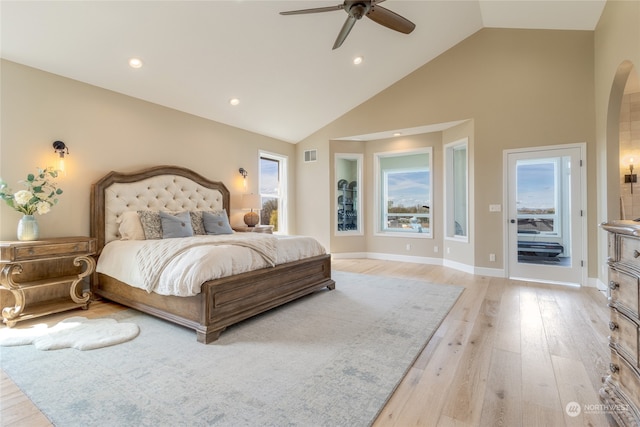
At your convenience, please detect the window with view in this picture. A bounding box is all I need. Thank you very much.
[259,152,287,233]
[445,139,468,240]
[516,158,563,236]
[375,149,431,237]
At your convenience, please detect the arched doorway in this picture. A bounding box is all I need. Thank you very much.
[617,67,640,219]
[606,61,639,220]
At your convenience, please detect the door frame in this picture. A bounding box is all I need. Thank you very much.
[502,142,588,286]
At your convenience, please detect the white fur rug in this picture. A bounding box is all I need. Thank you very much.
[0,316,139,350]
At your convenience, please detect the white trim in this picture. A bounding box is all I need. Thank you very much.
[330,253,602,285]
[366,252,441,265]
[473,266,506,278]
[334,153,363,236]
[444,138,469,242]
[331,252,441,265]
[259,150,288,234]
[509,276,581,288]
[373,147,433,238]
[593,277,608,291]
[502,142,588,286]
[443,258,474,274]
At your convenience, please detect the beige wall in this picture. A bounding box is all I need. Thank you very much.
[0,60,297,242]
[4,12,633,283]
[594,0,640,283]
[298,28,596,274]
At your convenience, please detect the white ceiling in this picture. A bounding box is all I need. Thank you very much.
[0,1,606,143]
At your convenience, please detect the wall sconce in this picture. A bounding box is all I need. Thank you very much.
[625,159,637,194]
[52,140,69,172]
[239,167,248,189]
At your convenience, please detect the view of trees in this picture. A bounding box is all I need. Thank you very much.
[387,202,429,214]
[260,198,278,231]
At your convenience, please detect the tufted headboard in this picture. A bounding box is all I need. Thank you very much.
[91,165,230,251]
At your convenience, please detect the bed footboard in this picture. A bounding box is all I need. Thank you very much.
[94,254,334,343]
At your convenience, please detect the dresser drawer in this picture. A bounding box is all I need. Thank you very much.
[0,238,97,262]
[610,308,640,367]
[610,350,640,408]
[610,269,640,319]
[14,241,92,260]
[620,235,640,264]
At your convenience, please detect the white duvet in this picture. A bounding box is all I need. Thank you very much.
[96,234,326,297]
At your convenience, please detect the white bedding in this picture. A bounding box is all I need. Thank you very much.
[96,234,326,297]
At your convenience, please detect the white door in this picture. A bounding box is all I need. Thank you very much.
[505,145,585,286]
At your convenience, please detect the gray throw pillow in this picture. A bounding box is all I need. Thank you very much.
[160,211,194,238]
[190,210,226,235]
[202,210,233,235]
[137,211,162,240]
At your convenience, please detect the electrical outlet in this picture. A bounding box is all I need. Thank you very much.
[447,247,451,254]
[406,244,411,251]
[434,246,439,253]
[490,253,496,262]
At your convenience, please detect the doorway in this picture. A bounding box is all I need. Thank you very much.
[505,144,586,286]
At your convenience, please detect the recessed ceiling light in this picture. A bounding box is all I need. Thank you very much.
[353,56,364,65]
[128,58,143,69]
[229,98,240,106]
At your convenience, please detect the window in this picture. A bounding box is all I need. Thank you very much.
[374,148,432,237]
[516,157,565,237]
[445,139,468,240]
[259,151,288,233]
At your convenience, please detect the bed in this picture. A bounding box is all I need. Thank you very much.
[90,165,334,343]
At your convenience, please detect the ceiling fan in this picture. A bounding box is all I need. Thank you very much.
[279,0,416,50]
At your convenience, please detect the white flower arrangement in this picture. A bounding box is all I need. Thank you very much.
[0,167,63,216]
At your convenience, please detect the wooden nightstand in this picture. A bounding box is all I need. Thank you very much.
[0,237,97,327]
[233,225,274,234]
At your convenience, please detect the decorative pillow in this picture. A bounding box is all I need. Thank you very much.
[160,211,194,239]
[137,211,162,240]
[190,210,227,235]
[202,210,233,235]
[117,211,146,240]
[189,211,207,235]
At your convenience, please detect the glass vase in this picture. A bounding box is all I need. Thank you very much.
[17,215,39,241]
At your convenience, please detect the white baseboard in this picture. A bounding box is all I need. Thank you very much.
[592,277,607,291]
[473,266,506,278]
[330,252,601,286]
[442,259,475,275]
[331,252,441,265]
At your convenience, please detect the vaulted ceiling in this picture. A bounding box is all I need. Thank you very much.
[1,1,606,143]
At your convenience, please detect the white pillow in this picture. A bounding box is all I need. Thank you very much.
[117,211,146,240]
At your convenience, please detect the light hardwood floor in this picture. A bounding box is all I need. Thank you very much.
[1,259,615,426]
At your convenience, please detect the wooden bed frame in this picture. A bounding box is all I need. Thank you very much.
[90,165,334,344]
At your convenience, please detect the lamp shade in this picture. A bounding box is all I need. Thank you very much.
[242,193,262,210]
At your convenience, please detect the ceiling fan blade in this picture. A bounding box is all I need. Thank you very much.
[280,5,344,15]
[333,15,358,50]
[366,4,416,34]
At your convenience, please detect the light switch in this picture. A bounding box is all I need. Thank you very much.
[489,204,501,212]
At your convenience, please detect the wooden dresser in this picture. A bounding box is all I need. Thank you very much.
[600,221,640,426]
[0,237,96,326]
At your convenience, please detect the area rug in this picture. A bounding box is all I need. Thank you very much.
[0,316,139,350]
[0,271,463,426]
